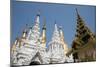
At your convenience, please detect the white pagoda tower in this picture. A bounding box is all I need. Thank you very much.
[12,11,42,65]
[47,23,66,64]
[12,11,51,65]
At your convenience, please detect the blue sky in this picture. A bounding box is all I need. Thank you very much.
[11,1,96,48]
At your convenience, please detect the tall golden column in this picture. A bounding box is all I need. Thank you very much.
[59,26,69,55]
[41,18,46,47]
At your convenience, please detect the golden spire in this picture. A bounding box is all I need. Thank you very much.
[41,17,46,47]
[42,17,46,30]
[59,26,64,41]
[11,37,18,54]
[59,26,69,55]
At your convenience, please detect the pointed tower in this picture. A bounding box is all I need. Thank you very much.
[41,18,46,48]
[72,9,96,62]
[13,11,42,65]
[74,8,95,46]
[11,37,18,54]
[26,27,32,40]
[48,22,66,63]
[59,26,69,55]
[18,24,29,47]
[21,24,28,39]
[27,10,41,46]
[51,22,60,42]
[11,37,21,64]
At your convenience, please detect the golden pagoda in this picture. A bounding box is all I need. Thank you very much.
[72,9,96,62]
[41,18,46,48]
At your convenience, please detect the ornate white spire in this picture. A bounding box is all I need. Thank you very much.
[48,23,66,63]
[27,10,41,46]
[51,23,60,42]
[26,27,32,40]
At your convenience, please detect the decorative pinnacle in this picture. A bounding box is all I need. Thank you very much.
[54,20,58,32]
[29,27,32,29]
[37,10,40,16]
[76,8,78,15]
[59,26,62,30]
[76,8,81,19]
[55,20,56,24]
[23,24,28,33]
[42,17,46,30]
[15,37,18,40]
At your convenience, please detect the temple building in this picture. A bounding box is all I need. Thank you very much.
[11,9,96,65]
[11,11,73,65]
[72,9,96,62]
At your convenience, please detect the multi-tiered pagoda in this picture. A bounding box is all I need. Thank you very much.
[72,9,96,62]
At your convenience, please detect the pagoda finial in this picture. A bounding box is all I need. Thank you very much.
[59,26,64,39]
[59,26,62,30]
[76,8,81,19]
[22,24,28,39]
[37,9,40,16]
[26,24,28,27]
[34,10,40,23]
[42,17,46,30]
[76,8,78,15]
[14,37,18,45]
[23,24,28,33]
[54,20,58,32]
[55,20,56,24]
